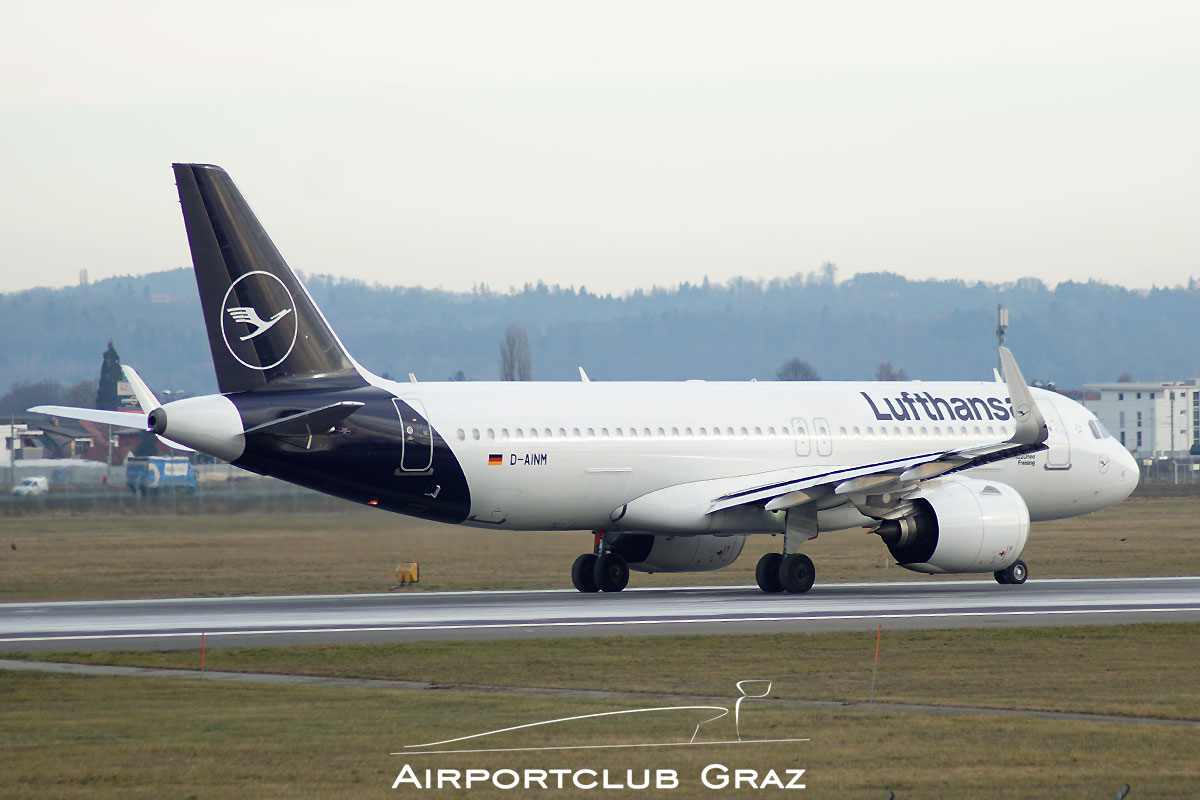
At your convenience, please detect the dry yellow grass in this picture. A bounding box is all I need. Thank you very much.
[0,496,1197,601]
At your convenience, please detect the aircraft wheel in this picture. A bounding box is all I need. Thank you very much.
[994,568,1010,585]
[779,553,815,594]
[755,553,784,593]
[1004,560,1028,585]
[571,553,599,593]
[593,552,630,593]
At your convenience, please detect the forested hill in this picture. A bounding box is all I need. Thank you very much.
[3,268,1197,396]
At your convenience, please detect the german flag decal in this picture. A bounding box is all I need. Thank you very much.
[488,454,503,466]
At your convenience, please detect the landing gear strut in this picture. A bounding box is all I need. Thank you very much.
[571,531,629,593]
[755,551,815,594]
[994,559,1028,585]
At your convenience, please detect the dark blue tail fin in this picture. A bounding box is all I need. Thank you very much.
[173,163,366,393]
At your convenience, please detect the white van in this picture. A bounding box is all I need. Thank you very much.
[12,476,49,497]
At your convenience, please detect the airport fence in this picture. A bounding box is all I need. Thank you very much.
[0,479,350,518]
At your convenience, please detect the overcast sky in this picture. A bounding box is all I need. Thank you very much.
[2,1,1198,295]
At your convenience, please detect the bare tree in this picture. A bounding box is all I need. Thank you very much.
[875,362,909,381]
[500,324,533,381]
[1117,372,1133,383]
[776,358,819,381]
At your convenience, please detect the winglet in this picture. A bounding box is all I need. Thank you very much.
[998,347,1048,445]
[578,366,591,383]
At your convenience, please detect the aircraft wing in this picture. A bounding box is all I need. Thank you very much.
[705,347,1048,518]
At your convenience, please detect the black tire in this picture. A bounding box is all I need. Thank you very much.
[994,568,1010,585]
[778,553,815,594]
[594,552,630,593]
[756,553,784,593]
[571,553,599,593]
[1006,560,1028,585]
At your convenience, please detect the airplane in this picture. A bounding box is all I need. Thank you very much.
[31,164,1139,594]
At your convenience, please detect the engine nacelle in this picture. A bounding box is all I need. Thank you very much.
[609,533,746,574]
[874,478,1029,574]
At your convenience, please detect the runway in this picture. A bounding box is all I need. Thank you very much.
[2,576,1198,652]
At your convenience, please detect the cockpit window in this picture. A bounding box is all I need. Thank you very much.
[1088,419,1109,439]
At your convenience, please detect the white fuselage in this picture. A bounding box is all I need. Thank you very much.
[375,378,1139,533]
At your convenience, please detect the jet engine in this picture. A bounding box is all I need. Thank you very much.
[873,478,1029,574]
[609,533,746,573]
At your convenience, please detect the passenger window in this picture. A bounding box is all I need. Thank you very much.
[754,427,762,436]
[487,428,495,440]
[768,426,776,436]
[685,427,694,436]
[587,427,595,437]
[472,428,480,440]
[528,428,537,438]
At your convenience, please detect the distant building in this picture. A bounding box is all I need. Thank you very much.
[1084,380,1200,457]
[2,422,45,467]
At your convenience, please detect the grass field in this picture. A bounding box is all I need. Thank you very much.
[18,623,1200,720]
[2,496,1198,601]
[3,497,1199,796]
[4,623,1199,798]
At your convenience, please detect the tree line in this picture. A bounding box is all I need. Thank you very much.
[2,267,1197,398]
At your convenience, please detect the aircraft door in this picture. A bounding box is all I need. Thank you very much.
[814,418,833,457]
[792,418,811,457]
[1043,399,1072,469]
[393,398,434,473]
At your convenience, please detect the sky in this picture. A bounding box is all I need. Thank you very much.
[2,0,1198,295]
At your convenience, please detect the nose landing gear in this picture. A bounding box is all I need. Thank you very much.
[994,559,1028,585]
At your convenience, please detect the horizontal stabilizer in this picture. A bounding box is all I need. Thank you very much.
[29,406,149,430]
[120,365,161,412]
[243,401,365,436]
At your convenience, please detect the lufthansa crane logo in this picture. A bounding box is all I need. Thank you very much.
[220,271,299,370]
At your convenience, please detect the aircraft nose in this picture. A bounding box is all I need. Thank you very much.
[1111,444,1140,499]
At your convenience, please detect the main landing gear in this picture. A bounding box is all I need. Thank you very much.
[755,552,815,594]
[571,532,629,593]
[994,560,1028,585]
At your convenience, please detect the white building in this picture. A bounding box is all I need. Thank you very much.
[1084,380,1200,457]
[2,422,45,468]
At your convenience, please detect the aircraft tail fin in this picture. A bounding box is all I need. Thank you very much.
[172,163,366,394]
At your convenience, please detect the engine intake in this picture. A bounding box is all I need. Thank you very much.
[875,478,1029,574]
